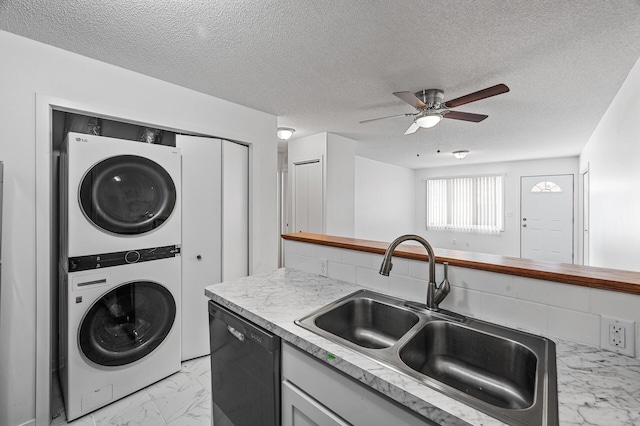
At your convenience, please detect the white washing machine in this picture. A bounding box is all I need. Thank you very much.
[60,132,181,260]
[59,256,181,421]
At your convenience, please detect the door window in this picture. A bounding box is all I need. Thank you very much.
[79,155,176,235]
[79,281,176,366]
[531,181,562,193]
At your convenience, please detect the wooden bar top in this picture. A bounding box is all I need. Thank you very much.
[282,232,640,296]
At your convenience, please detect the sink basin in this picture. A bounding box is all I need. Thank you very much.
[296,290,558,425]
[314,298,419,349]
[399,321,536,410]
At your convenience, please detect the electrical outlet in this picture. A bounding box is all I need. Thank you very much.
[319,258,327,277]
[610,324,625,347]
[601,316,635,357]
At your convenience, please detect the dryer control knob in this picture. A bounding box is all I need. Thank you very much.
[125,250,141,264]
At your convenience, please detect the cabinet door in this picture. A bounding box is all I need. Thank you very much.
[176,135,222,360]
[282,381,350,426]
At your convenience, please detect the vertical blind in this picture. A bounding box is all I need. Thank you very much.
[426,175,504,234]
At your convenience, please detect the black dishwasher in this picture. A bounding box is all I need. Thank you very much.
[209,301,281,426]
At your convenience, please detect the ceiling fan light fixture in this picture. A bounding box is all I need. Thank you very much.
[452,150,469,159]
[277,127,295,140]
[415,113,442,129]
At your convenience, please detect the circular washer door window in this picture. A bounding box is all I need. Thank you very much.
[79,155,176,235]
[79,281,176,366]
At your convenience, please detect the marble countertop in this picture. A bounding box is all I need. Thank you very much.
[205,268,640,426]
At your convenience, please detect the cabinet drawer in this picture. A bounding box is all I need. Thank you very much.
[282,381,350,426]
[282,343,435,426]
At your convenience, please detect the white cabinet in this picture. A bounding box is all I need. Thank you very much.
[282,343,434,426]
[177,136,249,361]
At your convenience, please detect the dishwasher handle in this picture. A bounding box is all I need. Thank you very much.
[209,301,279,352]
[227,325,245,341]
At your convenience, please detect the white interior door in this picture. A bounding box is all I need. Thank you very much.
[520,175,574,263]
[278,169,288,267]
[294,160,323,233]
[222,140,249,281]
[176,135,222,360]
[582,169,590,265]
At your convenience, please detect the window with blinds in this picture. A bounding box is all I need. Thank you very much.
[426,175,504,234]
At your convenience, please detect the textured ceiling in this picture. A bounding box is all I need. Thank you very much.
[2,1,640,169]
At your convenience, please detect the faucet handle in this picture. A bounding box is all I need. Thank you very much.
[434,262,451,305]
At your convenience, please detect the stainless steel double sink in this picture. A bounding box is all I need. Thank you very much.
[295,290,558,425]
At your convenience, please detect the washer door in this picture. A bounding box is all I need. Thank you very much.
[79,281,176,367]
[79,155,176,235]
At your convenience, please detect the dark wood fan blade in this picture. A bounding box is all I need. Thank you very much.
[443,111,488,122]
[444,84,509,108]
[393,91,427,109]
[359,112,416,124]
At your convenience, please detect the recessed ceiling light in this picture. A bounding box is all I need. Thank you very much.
[452,150,469,159]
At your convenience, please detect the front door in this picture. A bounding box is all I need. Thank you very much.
[520,175,574,264]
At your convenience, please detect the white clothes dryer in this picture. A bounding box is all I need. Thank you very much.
[59,256,181,421]
[60,132,181,259]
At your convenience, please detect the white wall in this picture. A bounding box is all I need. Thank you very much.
[326,134,355,237]
[0,30,278,426]
[288,133,327,164]
[354,156,414,242]
[414,157,579,257]
[579,56,640,272]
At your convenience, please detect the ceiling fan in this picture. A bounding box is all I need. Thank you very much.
[360,84,510,135]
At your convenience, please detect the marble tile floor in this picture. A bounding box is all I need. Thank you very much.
[51,356,212,426]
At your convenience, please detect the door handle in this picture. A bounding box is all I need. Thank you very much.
[227,325,245,341]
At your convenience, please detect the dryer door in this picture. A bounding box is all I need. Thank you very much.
[79,281,176,366]
[79,155,177,235]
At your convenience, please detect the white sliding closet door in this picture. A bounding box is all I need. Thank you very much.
[222,141,249,281]
[176,135,222,360]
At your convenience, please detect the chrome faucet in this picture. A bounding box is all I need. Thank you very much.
[379,234,450,311]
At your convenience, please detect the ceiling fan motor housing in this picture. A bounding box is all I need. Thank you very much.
[415,89,445,109]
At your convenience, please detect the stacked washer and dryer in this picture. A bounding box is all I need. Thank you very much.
[59,132,183,421]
